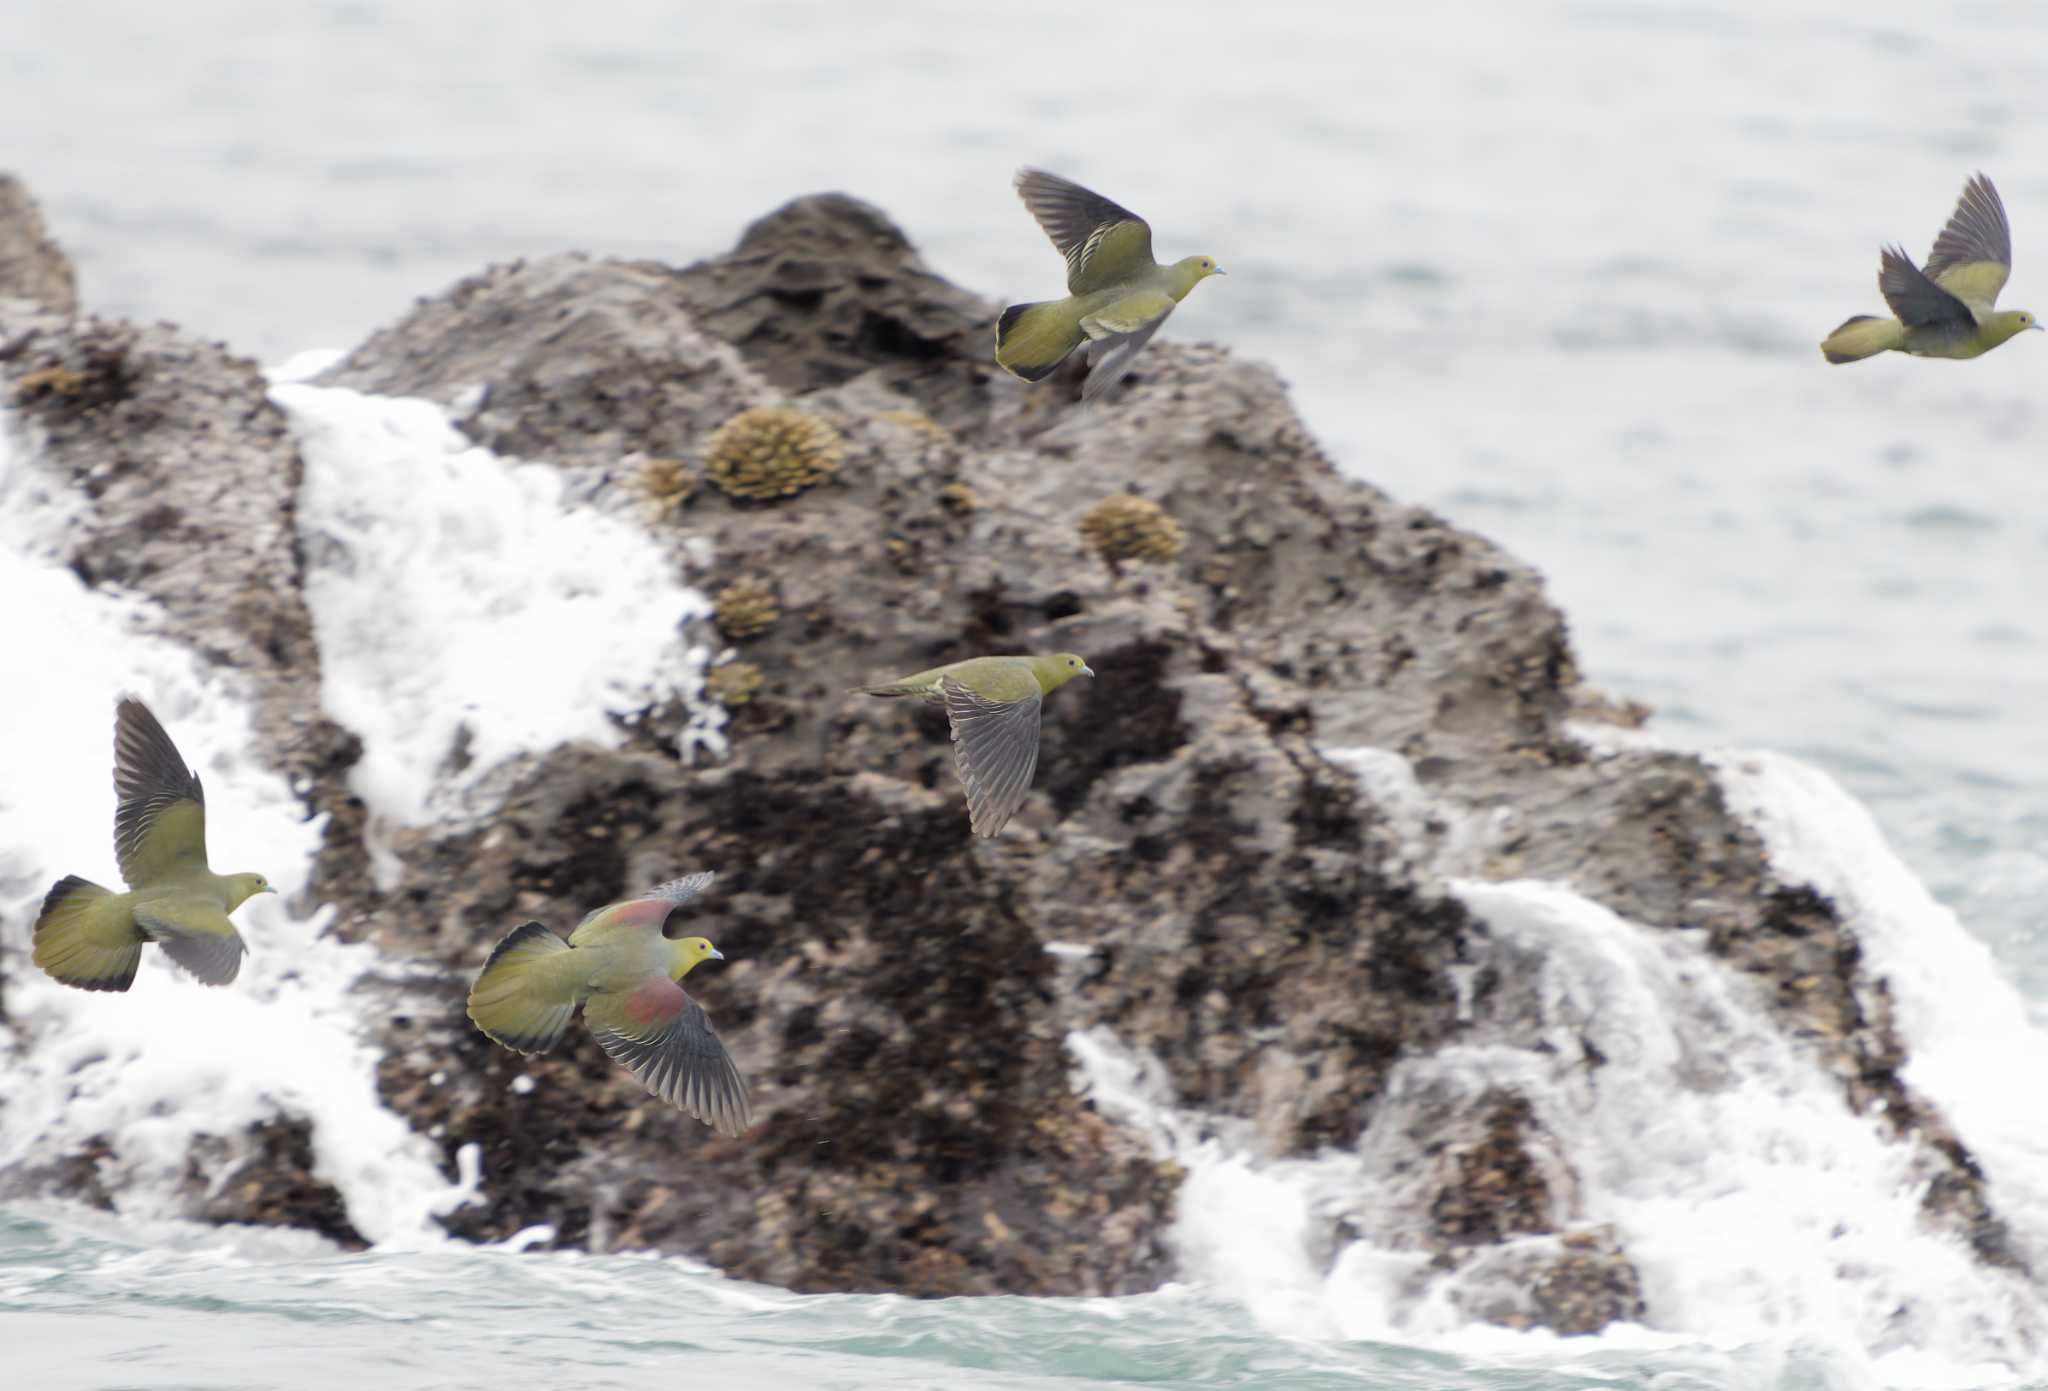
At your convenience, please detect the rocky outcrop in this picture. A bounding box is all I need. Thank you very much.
[0,179,2018,1327]
[0,174,76,319]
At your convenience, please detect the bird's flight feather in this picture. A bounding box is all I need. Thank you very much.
[943,677,1045,839]
[1924,173,2012,315]
[134,899,246,986]
[1015,168,1155,294]
[585,985,752,1138]
[1877,247,1974,331]
[113,697,209,888]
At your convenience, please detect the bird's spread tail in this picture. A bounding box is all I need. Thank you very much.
[1821,314,1904,364]
[995,300,1086,382]
[467,921,578,1054]
[32,875,142,992]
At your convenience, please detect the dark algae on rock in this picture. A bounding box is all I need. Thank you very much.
[0,174,2021,1329]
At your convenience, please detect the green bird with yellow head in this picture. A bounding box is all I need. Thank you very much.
[853,652,1093,838]
[33,697,274,992]
[1822,173,2040,364]
[466,872,751,1137]
[996,169,1224,401]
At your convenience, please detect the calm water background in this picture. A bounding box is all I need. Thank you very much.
[3,1,2047,1386]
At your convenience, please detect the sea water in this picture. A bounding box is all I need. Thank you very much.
[3,3,2047,1387]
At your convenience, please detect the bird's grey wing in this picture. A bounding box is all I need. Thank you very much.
[1082,316,1171,403]
[113,698,210,887]
[645,872,716,907]
[585,982,752,1137]
[134,899,246,986]
[942,677,1043,838]
[1015,168,1155,294]
[1877,247,1975,330]
[1924,173,2012,314]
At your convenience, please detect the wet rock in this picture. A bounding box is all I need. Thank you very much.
[1447,1227,1647,1335]
[0,1137,119,1214]
[185,1119,365,1250]
[1427,1093,1556,1245]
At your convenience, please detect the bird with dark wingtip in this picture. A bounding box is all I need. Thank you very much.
[853,653,1093,838]
[32,697,275,992]
[1822,173,2040,364]
[466,873,752,1138]
[995,168,1224,401]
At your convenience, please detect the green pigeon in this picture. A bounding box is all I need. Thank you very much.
[32,697,274,992]
[466,873,751,1137]
[853,653,1093,837]
[995,169,1224,401]
[1822,173,2040,363]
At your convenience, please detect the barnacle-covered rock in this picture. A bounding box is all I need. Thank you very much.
[713,580,780,640]
[1078,493,1185,566]
[705,661,765,707]
[703,406,844,502]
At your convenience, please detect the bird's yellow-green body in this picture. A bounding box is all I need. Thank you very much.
[466,873,751,1137]
[1000,260,1219,385]
[33,698,272,992]
[1822,309,2035,363]
[36,873,270,991]
[1822,173,2040,364]
[996,169,1223,401]
[853,653,1093,837]
[493,907,715,1003]
[856,653,1090,705]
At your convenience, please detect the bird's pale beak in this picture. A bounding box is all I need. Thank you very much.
[263,885,278,894]
[1081,664,1096,677]
[708,947,725,961]
[1213,267,1227,275]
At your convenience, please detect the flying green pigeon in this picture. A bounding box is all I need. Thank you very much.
[466,873,751,1137]
[853,653,1093,837]
[1822,173,2040,363]
[32,697,274,992]
[996,169,1224,401]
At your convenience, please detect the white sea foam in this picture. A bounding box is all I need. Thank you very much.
[272,379,720,844]
[1714,749,2048,1287]
[0,411,473,1247]
[1070,739,2048,1390]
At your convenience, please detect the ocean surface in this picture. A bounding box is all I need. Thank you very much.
[4,1,2048,1387]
